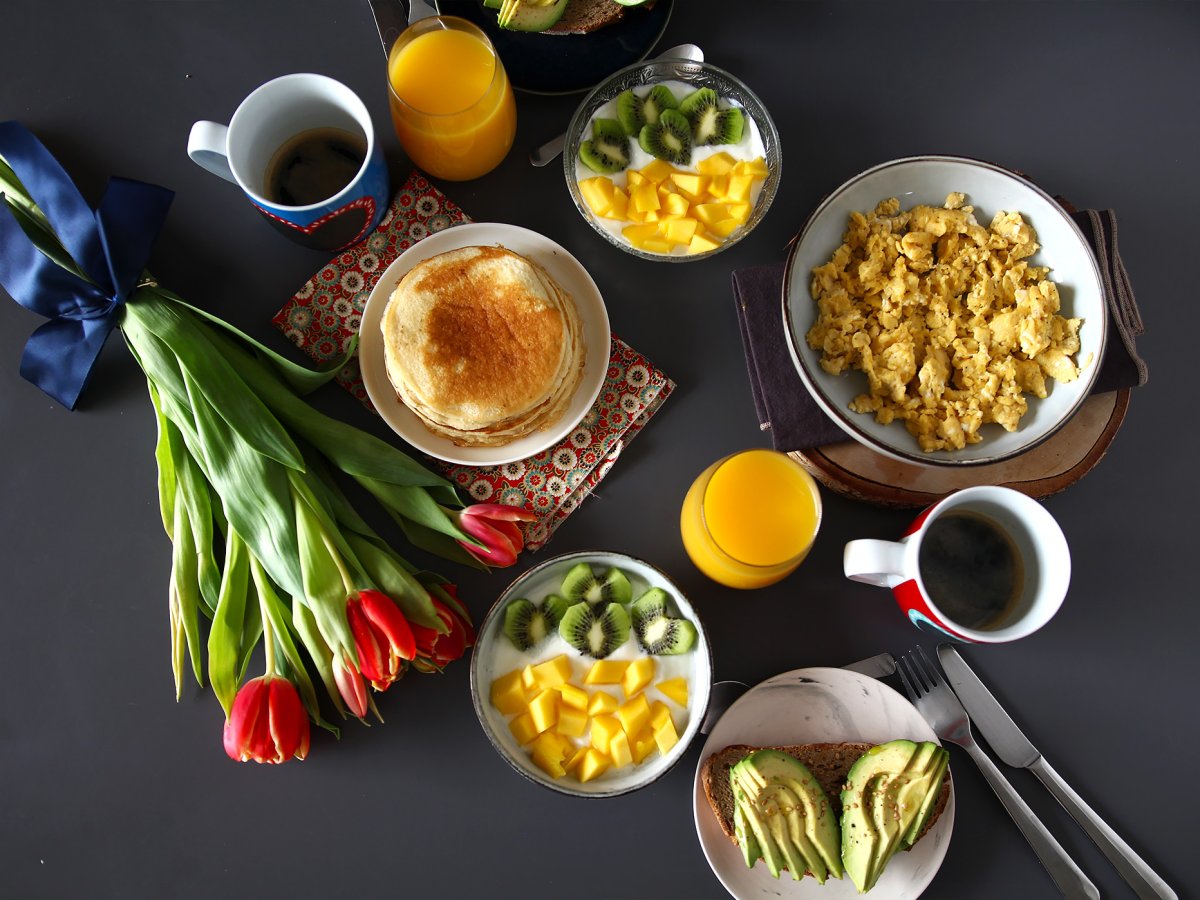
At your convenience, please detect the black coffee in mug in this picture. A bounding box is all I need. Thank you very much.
[918,510,1023,630]
[264,126,366,207]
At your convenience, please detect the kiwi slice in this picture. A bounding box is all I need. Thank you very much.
[615,85,678,136]
[502,594,571,651]
[558,601,631,659]
[560,562,632,606]
[631,588,697,655]
[638,108,692,166]
[678,87,745,146]
[578,118,630,174]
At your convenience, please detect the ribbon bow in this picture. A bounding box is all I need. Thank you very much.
[0,121,173,409]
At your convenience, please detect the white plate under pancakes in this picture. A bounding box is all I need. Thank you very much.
[360,223,611,466]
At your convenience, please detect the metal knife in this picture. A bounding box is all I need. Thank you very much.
[939,644,1177,900]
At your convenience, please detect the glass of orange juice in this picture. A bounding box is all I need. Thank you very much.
[386,16,516,181]
[680,449,823,590]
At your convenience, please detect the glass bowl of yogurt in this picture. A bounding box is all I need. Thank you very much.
[564,59,781,261]
[469,550,713,798]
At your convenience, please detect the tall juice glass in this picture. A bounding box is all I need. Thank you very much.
[386,16,516,181]
[680,449,823,589]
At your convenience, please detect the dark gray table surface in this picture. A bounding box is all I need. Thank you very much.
[2,2,1195,898]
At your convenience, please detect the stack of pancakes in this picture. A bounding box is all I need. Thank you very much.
[381,245,586,447]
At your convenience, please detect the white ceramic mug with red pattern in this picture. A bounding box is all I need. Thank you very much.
[843,486,1070,643]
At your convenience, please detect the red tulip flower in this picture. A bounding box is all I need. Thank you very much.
[334,654,370,719]
[456,503,537,567]
[223,675,310,764]
[346,589,416,692]
[413,589,475,670]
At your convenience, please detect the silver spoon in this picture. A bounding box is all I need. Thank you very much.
[528,43,704,167]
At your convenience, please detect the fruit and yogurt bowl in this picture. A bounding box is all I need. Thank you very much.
[564,59,781,261]
[470,550,713,797]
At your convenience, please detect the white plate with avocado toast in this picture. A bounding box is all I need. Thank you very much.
[692,668,955,899]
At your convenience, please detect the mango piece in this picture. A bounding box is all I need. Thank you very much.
[528,689,559,734]
[620,224,659,245]
[577,747,610,783]
[631,728,659,764]
[638,237,675,254]
[558,682,588,711]
[656,677,689,707]
[630,182,660,213]
[531,654,573,690]
[727,202,752,224]
[604,187,629,221]
[625,169,645,187]
[709,218,742,239]
[520,664,536,691]
[609,731,633,768]
[615,693,651,739]
[706,174,729,199]
[669,172,710,198]
[508,712,539,746]
[625,206,645,224]
[622,657,656,698]
[578,176,615,216]
[733,156,770,177]
[642,209,661,224]
[697,151,737,176]
[724,174,754,203]
[638,158,676,184]
[687,233,722,255]
[564,745,589,773]
[590,714,623,752]
[587,690,619,716]
[531,732,569,778]
[692,203,731,227]
[663,193,691,216]
[490,670,528,717]
[661,217,699,245]
[555,703,589,738]
[653,716,679,755]
[649,700,673,732]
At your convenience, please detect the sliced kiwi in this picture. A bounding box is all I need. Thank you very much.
[558,601,631,659]
[631,587,697,655]
[502,594,571,651]
[615,85,678,136]
[678,87,745,146]
[638,108,692,166]
[578,118,630,174]
[560,562,632,606]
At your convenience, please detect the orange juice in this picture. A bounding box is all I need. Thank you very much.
[387,17,516,181]
[680,449,822,589]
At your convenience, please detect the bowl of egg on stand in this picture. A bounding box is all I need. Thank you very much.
[564,59,781,261]
[783,155,1108,466]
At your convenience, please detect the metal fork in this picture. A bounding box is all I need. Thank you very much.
[898,648,1100,900]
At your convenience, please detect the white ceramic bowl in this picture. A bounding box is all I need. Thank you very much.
[564,59,781,262]
[469,550,713,798]
[783,156,1108,467]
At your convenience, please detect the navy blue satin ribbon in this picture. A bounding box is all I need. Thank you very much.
[0,121,173,409]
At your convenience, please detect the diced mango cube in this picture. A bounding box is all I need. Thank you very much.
[587,690,619,716]
[625,206,645,224]
[656,677,689,707]
[653,716,679,755]
[669,172,710,198]
[639,237,675,254]
[693,203,731,227]
[709,218,741,239]
[663,193,691,216]
[622,657,656,698]
[687,233,722,255]
[649,700,673,732]
[609,731,633,768]
[558,682,588,711]
[490,669,528,717]
[531,654,573,690]
[631,728,659,764]
[509,712,539,746]
[621,224,659,245]
[564,745,589,773]
[531,732,569,778]
[733,156,770,177]
[697,151,738,176]
[707,174,729,199]
[528,689,559,734]
[639,158,676,184]
[604,187,629,221]
[630,182,660,213]
[615,693,651,739]
[584,660,629,685]
[555,703,589,738]
[578,176,615,216]
[590,714,623,752]
[724,174,754,203]
[642,209,661,224]
[625,169,645,187]
[577,748,610,783]
[727,202,752,224]
[521,664,536,691]
[661,217,699,245]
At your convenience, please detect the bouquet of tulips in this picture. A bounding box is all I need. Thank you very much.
[0,126,536,763]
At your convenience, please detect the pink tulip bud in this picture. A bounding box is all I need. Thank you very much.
[223,675,310,764]
[334,654,370,719]
[346,589,416,691]
[456,503,537,567]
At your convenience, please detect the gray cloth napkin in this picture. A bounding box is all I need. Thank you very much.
[733,209,1148,453]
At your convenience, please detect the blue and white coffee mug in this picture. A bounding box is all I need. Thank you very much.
[187,73,388,252]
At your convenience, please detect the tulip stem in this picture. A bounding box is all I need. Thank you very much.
[322,531,357,596]
[253,559,279,677]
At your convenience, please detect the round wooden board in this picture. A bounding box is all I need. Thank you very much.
[790,389,1130,508]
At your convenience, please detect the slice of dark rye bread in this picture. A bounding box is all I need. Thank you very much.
[545,0,656,34]
[701,743,951,851]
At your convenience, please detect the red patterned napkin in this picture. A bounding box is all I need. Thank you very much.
[272,171,674,550]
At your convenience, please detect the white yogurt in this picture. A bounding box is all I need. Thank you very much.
[573,79,769,256]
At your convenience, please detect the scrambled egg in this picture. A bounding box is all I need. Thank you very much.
[806,193,1083,452]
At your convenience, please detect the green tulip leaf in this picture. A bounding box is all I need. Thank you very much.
[208,530,251,717]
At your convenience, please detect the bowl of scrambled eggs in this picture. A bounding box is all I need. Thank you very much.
[783,156,1108,467]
